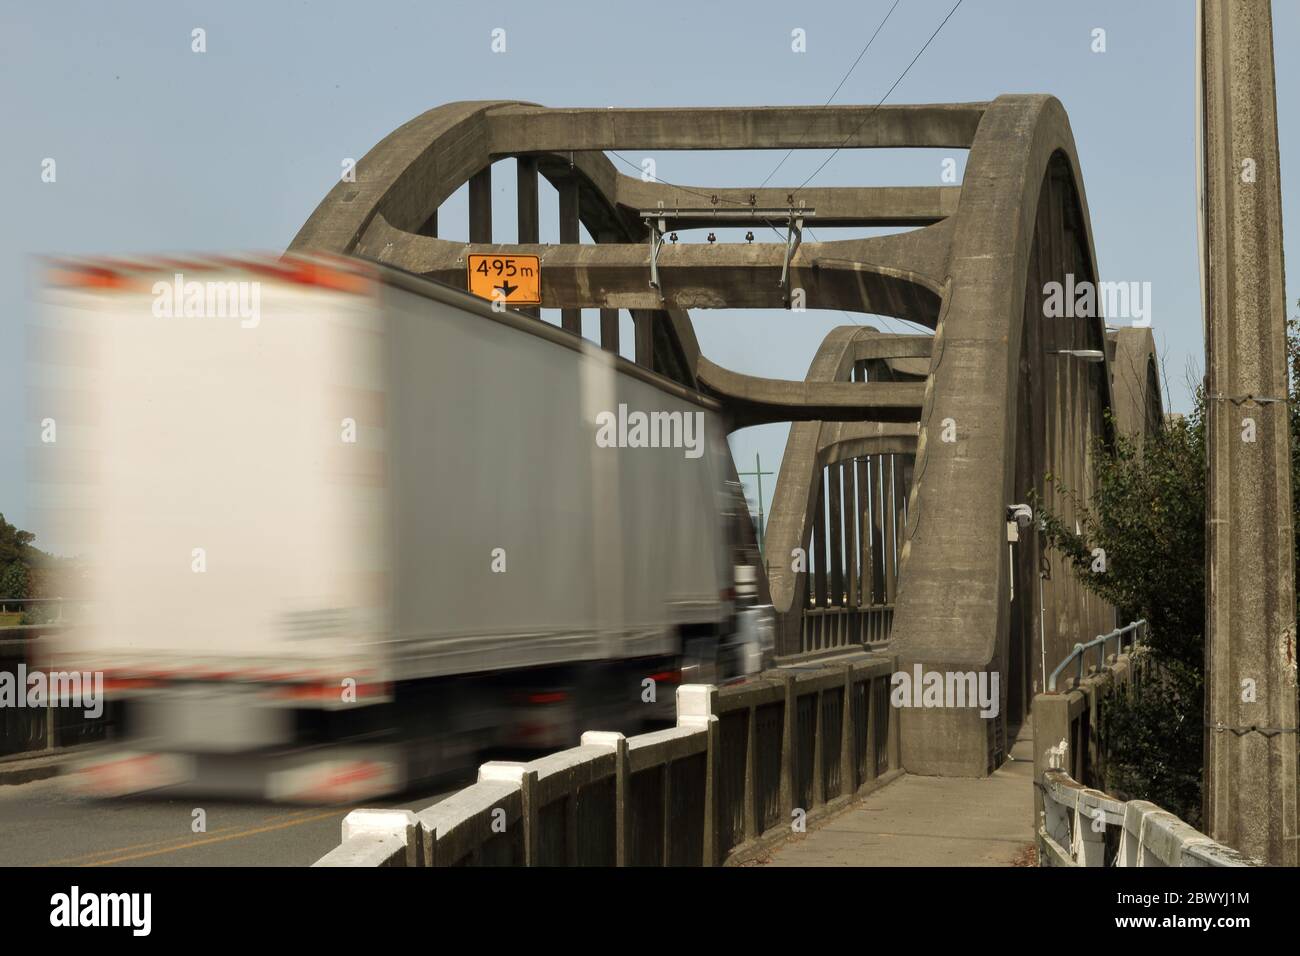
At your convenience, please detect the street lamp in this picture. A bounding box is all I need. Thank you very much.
[1047,349,1105,362]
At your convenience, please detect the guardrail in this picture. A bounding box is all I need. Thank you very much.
[800,605,893,655]
[1037,768,1259,866]
[316,654,901,866]
[1047,619,1147,691]
[0,627,111,760]
[1032,619,1257,867]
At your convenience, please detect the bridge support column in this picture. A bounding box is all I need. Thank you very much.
[632,309,654,370]
[829,466,844,607]
[857,457,872,606]
[595,231,620,353]
[468,166,492,244]
[1201,0,1298,865]
[846,462,859,612]
[516,157,540,319]
[600,309,620,353]
[558,179,582,335]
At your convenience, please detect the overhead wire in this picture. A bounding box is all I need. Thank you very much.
[606,0,963,338]
[758,0,904,189]
[791,0,966,197]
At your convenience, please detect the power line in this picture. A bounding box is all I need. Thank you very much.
[605,0,961,337]
[608,0,964,232]
[608,0,912,207]
[758,0,903,189]
[606,151,771,212]
[793,0,965,195]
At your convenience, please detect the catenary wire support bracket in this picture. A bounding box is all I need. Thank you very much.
[638,207,816,308]
[645,211,669,303]
[779,212,806,306]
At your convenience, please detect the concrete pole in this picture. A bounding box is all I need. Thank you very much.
[1200,0,1297,864]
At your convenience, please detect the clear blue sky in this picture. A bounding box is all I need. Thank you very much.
[2,0,1297,551]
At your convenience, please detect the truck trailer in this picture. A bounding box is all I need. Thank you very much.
[33,253,770,802]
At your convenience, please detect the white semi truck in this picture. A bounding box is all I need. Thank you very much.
[34,254,770,802]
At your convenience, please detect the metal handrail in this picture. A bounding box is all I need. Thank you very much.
[1047,619,1147,692]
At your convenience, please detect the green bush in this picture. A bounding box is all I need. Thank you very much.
[0,560,31,603]
[1038,310,1300,826]
[1038,401,1207,824]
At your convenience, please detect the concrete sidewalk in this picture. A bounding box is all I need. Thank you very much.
[767,724,1035,866]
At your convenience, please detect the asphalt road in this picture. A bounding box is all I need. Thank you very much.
[0,774,464,866]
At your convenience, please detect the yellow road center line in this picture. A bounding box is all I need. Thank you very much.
[38,807,329,866]
[45,809,346,867]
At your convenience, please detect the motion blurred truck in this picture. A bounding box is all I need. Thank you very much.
[34,254,769,802]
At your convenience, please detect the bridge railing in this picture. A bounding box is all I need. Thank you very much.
[800,605,893,656]
[0,627,111,760]
[315,654,901,867]
[1047,619,1146,692]
[1031,621,1258,867]
[1036,768,1258,867]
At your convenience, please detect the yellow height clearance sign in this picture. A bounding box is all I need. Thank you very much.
[467,254,541,305]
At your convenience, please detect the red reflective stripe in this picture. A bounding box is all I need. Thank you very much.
[103,678,160,691]
[47,262,132,290]
[209,255,370,294]
[274,681,388,700]
[526,691,568,705]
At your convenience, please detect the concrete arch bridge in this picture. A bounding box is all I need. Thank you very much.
[291,94,1163,778]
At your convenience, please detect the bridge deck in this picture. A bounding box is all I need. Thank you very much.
[766,724,1034,867]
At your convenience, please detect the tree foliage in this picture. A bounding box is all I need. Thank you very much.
[1036,309,1300,828]
[0,513,53,602]
[1039,404,1206,680]
[0,512,39,570]
[1037,401,1207,824]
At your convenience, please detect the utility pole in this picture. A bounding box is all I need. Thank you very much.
[738,452,774,556]
[1200,0,1297,864]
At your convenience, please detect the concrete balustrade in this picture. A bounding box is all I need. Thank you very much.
[313,809,422,867]
[314,655,900,866]
[1030,638,1259,867]
[1037,770,1259,867]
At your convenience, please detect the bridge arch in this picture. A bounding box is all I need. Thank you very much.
[289,95,1163,778]
[893,96,1163,774]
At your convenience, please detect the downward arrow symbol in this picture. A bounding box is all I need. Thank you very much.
[495,280,518,298]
